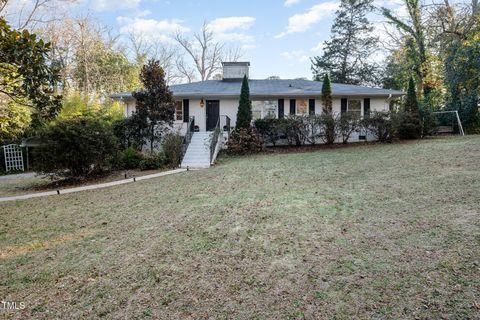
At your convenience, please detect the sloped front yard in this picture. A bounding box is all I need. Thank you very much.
[1,137,479,319]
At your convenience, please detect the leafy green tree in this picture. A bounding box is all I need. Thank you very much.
[382,0,440,100]
[382,43,417,90]
[0,98,31,144]
[435,1,480,131]
[311,0,378,85]
[132,59,175,152]
[0,17,62,128]
[236,75,252,129]
[321,73,333,114]
[58,93,124,123]
[74,40,139,96]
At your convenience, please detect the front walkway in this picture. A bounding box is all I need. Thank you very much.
[0,168,187,202]
[0,172,36,180]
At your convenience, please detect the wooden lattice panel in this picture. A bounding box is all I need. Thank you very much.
[3,144,24,172]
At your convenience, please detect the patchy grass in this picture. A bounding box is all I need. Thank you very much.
[0,169,164,197]
[1,136,479,319]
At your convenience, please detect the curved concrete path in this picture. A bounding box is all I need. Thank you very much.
[0,168,187,202]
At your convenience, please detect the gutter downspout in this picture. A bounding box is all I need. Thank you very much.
[385,93,393,111]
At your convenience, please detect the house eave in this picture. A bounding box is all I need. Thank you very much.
[111,92,405,100]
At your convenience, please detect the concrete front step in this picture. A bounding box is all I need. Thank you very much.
[180,132,213,169]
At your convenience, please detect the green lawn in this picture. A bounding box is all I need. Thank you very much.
[1,136,479,319]
[0,174,48,197]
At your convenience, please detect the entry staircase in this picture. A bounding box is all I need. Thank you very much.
[180,132,212,168]
[180,116,230,169]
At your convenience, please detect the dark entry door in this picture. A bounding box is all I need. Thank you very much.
[206,100,220,131]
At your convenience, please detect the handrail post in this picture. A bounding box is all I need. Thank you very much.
[209,117,221,163]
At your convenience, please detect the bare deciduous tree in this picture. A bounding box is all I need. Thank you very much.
[127,32,184,84]
[1,0,76,30]
[174,21,244,81]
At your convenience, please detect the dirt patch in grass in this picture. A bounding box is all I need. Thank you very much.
[1,229,95,260]
[1,136,479,319]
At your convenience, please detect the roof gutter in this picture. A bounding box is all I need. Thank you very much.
[111,92,406,100]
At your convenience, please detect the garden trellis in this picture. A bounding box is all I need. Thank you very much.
[3,144,25,172]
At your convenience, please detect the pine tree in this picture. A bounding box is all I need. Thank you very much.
[321,73,333,114]
[235,75,252,129]
[311,0,378,85]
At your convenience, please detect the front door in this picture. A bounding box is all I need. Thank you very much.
[206,100,220,131]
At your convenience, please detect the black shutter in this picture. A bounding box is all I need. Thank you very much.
[364,98,370,118]
[278,99,284,118]
[290,99,296,115]
[309,99,315,115]
[183,99,189,122]
[341,98,348,114]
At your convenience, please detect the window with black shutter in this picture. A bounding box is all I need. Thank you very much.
[309,99,315,115]
[183,99,189,122]
[290,99,296,115]
[341,98,348,114]
[278,99,284,118]
[364,98,370,118]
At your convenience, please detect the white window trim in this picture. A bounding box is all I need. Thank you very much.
[175,100,183,122]
[347,98,363,117]
[252,100,279,119]
[295,99,308,116]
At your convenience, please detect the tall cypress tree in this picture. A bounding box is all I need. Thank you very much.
[405,77,419,115]
[311,0,378,85]
[321,73,333,114]
[235,75,252,129]
[398,76,422,139]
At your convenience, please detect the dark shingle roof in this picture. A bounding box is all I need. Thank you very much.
[111,79,404,99]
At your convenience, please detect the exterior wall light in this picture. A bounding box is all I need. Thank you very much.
[200,98,204,108]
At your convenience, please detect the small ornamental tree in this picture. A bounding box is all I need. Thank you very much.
[235,75,252,129]
[133,59,175,152]
[321,73,333,114]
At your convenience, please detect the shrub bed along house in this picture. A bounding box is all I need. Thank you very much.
[251,110,421,150]
[34,115,184,179]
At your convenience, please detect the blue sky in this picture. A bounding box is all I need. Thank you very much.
[13,0,407,79]
[71,0,407,79]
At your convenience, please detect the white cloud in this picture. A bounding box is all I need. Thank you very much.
[206,16,255,33]
[206,16,256,44]
[310,41,325,54]
[93,0,140,11]
[135,9,151,17]
[276,1,339,38]
[242,44,256,50]
[284,0,301,7]
[282,50,309,63]
[373,0,404,7]
[117,17,189,42]
[215,33,254,43]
